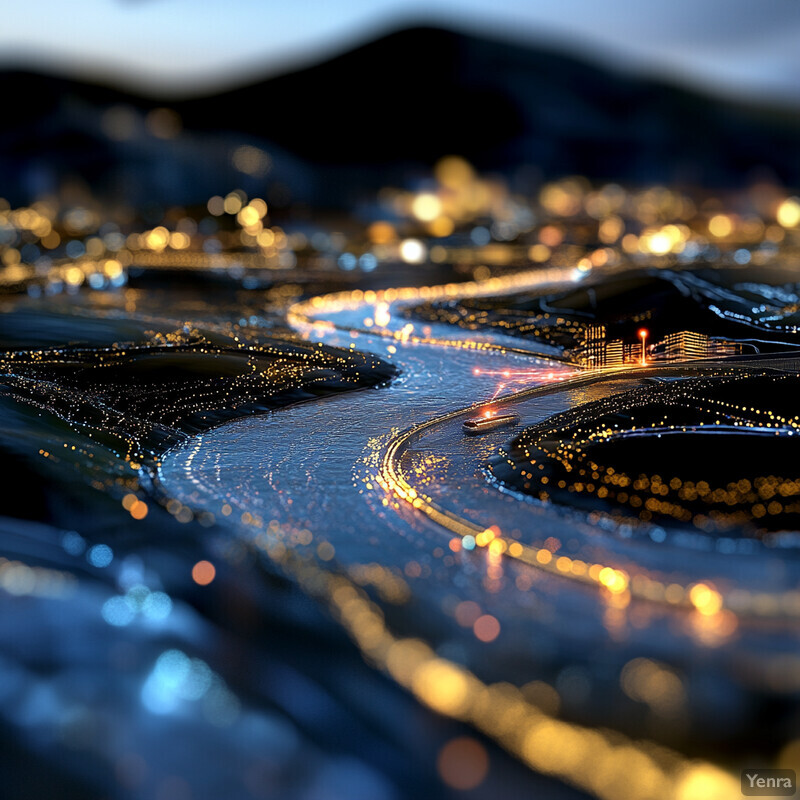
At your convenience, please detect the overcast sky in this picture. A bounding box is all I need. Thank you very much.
[4,0,800,103]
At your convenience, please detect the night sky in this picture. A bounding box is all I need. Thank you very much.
[4,0,800,102]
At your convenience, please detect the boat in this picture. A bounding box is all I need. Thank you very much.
[462,413,520,435]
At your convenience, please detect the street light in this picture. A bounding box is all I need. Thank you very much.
[638,328,649,366]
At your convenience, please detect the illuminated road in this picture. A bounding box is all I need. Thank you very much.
[155,272,795,800]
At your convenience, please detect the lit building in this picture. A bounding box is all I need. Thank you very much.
[662,331,709,360]
[624,343,641,363]
[606,339,624,366]
[580,324,607,368]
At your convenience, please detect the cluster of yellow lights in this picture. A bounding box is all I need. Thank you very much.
[0,185,298,288]
[288,266,574,348]
[503,371,800,537]
[2,156,799,295]
[365,159,800,269]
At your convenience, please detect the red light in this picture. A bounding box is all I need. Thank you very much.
[638,328,649,339]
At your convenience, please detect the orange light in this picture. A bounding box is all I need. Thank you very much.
[192,560,216,585]
[437,737,489,790]
[473,614,501,642]
[638,329,649,366]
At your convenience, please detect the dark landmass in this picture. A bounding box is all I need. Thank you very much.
[0,304,397,527]
[405,267,800,360]
[3,26,800,206]
[489,371,800,535]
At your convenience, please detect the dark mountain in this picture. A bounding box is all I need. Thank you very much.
[2,25,800,207]
[177,25,800,186]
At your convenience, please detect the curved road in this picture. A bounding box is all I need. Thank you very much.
[156,269,792,800]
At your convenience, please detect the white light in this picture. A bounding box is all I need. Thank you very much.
[399,239,426,264]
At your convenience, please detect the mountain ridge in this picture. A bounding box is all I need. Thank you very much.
[2,24,799,206]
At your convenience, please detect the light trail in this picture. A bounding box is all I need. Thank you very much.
[281,271,746,799]
[291,277,800,622]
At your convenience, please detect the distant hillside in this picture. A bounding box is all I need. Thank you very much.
[2,25,800,207]
[176,25,800,185]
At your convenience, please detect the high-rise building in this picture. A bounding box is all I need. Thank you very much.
[580,324,607,367]
[662,331,709,360]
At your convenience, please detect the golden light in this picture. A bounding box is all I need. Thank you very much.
[412,193,442,222]
[367,221,396,244]
[411,659,472,716]
[374,302,391,328]
[598,215,624,243]
[689,583,723,616]
[223,193,243,215]
[250,198,268,218]
[674,764,739,800]
[169,231,190,250]
[777,197,800,228]
[237,205,260,227]
[144,226,169,251]
[434,155,475,189]
[428,216,454,237]
[207,195,225,216]
[64,267,84,286]
[103,258,122,278]
[646,231,672,255]
[41,231,61,249]
[257,229,275,248]
[708,214,733,238]
[540,181,583,216]
[528,244,550,262]
[621,233,640,253]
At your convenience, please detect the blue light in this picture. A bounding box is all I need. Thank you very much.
[87,543,113,568]
[359,253,377,271]
[470,227,491,246]
[338,253,357,271]
[102,596,135,627]
[143,591,173,621]
[61,531,86,556]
